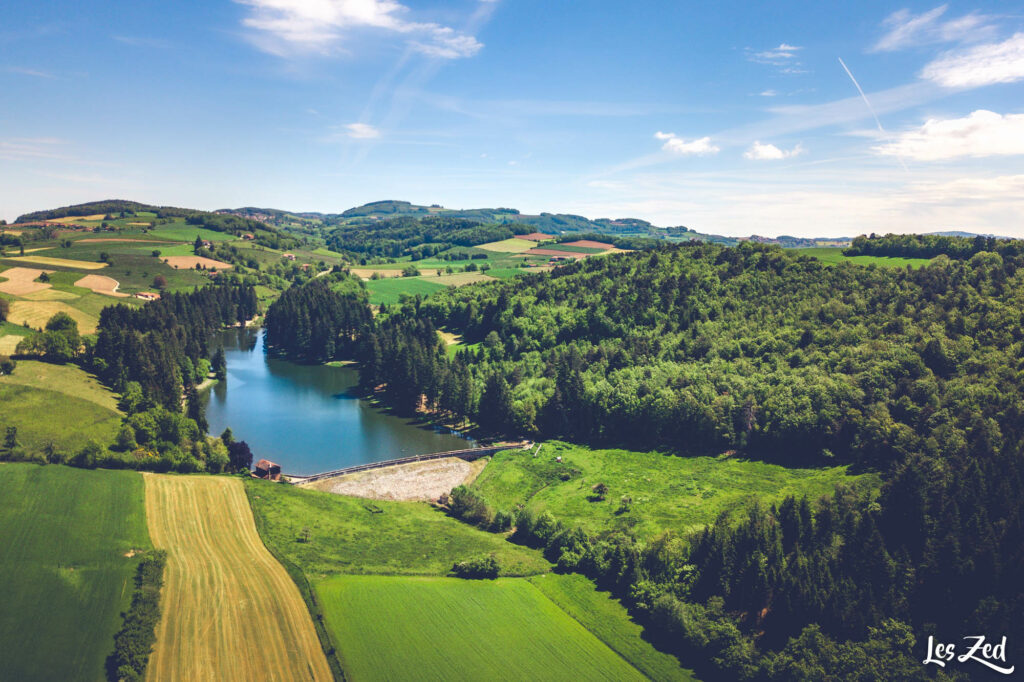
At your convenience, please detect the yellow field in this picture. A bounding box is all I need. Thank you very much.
[435,272,497,286]
[47,214,106,223]
[20,289,79,301]
[6,255,107,270]
[7,300,98,334]
[143,475,331,682]
[0,336,20,354]
[476,237,536,253]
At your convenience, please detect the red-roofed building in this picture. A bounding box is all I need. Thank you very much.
[254,459,282,481]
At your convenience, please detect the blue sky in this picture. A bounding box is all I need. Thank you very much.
[2,1,1022,236]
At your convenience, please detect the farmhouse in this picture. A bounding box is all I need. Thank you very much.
[282,253,296,261]
[134,291,161,301]
[254,459,282,481]
[241,233,255,240]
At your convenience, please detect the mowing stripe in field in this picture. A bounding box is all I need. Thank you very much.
[143,475,332,682]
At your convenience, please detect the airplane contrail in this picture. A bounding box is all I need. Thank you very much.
[838,57,909,172]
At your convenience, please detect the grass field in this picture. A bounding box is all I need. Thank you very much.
[476,237,536,253]
[0,382,122,456]
[365,276,447,305]
[143,475,332,682]
[472,441,878,538]
[0,463,151,682]
[317,575,645,682]
[146,225,237,242]
[0,360,120,410]
[245,478,551,578]
[433,272,496,286]
[528,573,696,681]
[794,247,933,268]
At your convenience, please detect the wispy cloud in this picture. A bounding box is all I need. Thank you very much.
[875,110,1024,161]
[744,141,804,160]
[0,137,68,161]
[4,66,55,79]
[921,33,1024,88]
[345,122,380,139]
[748,43,802,65]
[655,132,719,156]
[235,0,482,59]
[871,5,998,52]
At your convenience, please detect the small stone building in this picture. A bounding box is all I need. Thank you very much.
[254,459,282,481]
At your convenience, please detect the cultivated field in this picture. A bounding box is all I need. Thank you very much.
[161,255,233,270]
[6,255,108,269]
[7,299,98,333]
[0,266,54,295]
[144,475,332,682]
[476,237,536,253]
[0,464,151,682]
[75,273,128,297]
[317,575,645,682]
[472,441,878,538]
[528,573,696,681]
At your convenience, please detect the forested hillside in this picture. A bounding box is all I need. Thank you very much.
[342,242,1023,678]
[324,216,529,260]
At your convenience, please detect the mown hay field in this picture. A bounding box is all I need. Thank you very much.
[316,575,645,682]
[5,255,108,270]
[0,464,151,682]
[143,475,332,682]
[7,299,98,333]
[476,237,536,253]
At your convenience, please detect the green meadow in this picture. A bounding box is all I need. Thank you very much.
[364,276,447,305]
[471,441,878,538]
[316,575,646,682]
[794,247,933,268]
[244,478,550,577]
[0,464,151,682]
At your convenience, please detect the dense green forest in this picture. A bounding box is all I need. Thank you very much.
[267,240,1023,678]
[846,232,1023,260]
[264,278,371,362]
[323,216,529,260]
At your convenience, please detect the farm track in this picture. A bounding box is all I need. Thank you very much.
[143,475,332,682]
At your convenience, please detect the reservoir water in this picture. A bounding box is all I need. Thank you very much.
[202,328,473,475]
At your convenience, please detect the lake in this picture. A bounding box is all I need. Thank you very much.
[202,328,473,475]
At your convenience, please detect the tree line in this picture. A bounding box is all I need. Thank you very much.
[845,232,1024,260]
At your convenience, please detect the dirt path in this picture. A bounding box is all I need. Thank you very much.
[143,475,331,682]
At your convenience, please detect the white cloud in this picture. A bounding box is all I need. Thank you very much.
[235,0,482,59]
[875,110,1024,161]
[921,33,1024,88]
[744,141,804,160]
[655,132,719,156]
[872,5,998,52]
[759,89,778,97]
[345,122,380,139]
[4,66,55,79]
[749,43,802,64]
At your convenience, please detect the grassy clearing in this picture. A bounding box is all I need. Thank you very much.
[542,244,606,254]
[472,442,878,538]
[484,267,529,279]
[528,573,697,681]
[0,383,122,456]
[143,475,332,682]
[146,225,236,242]
[365,276,447,305]
[245,478,551,578]
[794,247,933,268]
[316,575,644,682]
[433,272,496,286]
[476,237,536,253]
[0,359,120,410]
[0,463,151,682]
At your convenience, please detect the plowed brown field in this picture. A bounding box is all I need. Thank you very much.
[143,475,331,682]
